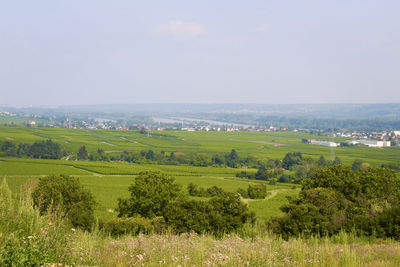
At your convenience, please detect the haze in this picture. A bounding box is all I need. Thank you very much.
[1,1,399,106]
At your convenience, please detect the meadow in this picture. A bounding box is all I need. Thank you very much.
[2,178,399,267]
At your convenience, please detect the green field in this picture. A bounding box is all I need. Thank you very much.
[1,126,399,166]
[1,126,399,221]
[0,156,295,220]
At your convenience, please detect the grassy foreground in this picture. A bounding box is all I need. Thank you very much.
[1,179,400,266]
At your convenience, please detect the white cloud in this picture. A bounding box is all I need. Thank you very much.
[151,20,206,39]
[252,24,272,33]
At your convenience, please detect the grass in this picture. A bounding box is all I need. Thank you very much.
[1,178,400,267]
[248,189,300,220]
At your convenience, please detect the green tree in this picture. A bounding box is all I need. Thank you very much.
[317,155,327,167]
[352,159,363,172]
[145,149,155,160]
[271,166,400,239]
[164,193,254,235]
[226,149,240,168]
[32,175,96,230]
[77,145,88,160]
[333,156,342,165]
[282,152,303,169]
[117,171,182,218]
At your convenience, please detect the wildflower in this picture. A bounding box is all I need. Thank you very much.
[27,236,33,240]
[136,254,144,261]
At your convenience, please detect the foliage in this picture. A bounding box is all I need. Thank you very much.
[32,174,96,230]
[187,183,227,197]
[29,139,63,159]
[77,145,88,160]
[164,193,255,235]
[117,171,182,218]
[99,216,156,236]
[0,179,72,266]
[282,152,303,169]
[237,184,268,199]
[271,165,400,239]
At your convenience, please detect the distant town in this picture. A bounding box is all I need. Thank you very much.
[1,110,399,147]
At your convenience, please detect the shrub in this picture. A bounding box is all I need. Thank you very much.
[271,166,400,239]
[247,184,267,199]
[100,216,155,237]
[32,174,96,230]
[164,193,255,235]
[117,171,182,218]
[0,179,71,266]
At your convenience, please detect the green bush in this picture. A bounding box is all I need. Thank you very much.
[237,184,268,199]
[117,171,182,218]
[32,174,96,230]
[0,179,72,266]
[271,166,400,239]
[100,216,155,237]
[164,193,255,235]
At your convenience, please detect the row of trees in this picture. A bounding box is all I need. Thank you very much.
[76,146,257,168]
[0,139,64,159]
[187,183,268,199]
[237,152,344,184]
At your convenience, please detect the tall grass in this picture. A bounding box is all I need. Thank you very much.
[1,179,400,266]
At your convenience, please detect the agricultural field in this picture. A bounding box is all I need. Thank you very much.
[1,126,400,166]
[1,126,399,221]
[0,156,296,220]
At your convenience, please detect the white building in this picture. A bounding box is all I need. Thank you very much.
[351,140,391,148]
[310,140,340,147]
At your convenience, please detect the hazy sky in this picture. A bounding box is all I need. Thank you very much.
[1,1,399,106]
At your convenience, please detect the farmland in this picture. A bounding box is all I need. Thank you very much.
[0,157,295,220]
[1,126,399,166]
[1,126,399,221]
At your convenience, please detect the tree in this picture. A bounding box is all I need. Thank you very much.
[117,171,182,218]
[32,175,96,230]
[28,139,63,159]
[333,156,342,165]
[145,149,154,160]
[282,152,303,169]
[1,141,15,152]
[212,153,225,165]
[317,155,327,167]
[77,145,88,160]
[352,159,363,172]
[226,149,240,168]
[164,193,254,235]
[270,166,400,239]
[17,143,30,157]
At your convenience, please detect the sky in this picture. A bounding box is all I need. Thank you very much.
[0,0,399,106]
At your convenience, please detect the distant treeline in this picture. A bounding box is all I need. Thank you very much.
[85,147,258,168]
[0,139,259,168]
[0,139,64,159]
[238,152,344,184]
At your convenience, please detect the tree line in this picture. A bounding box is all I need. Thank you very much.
[0,139,64,159]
